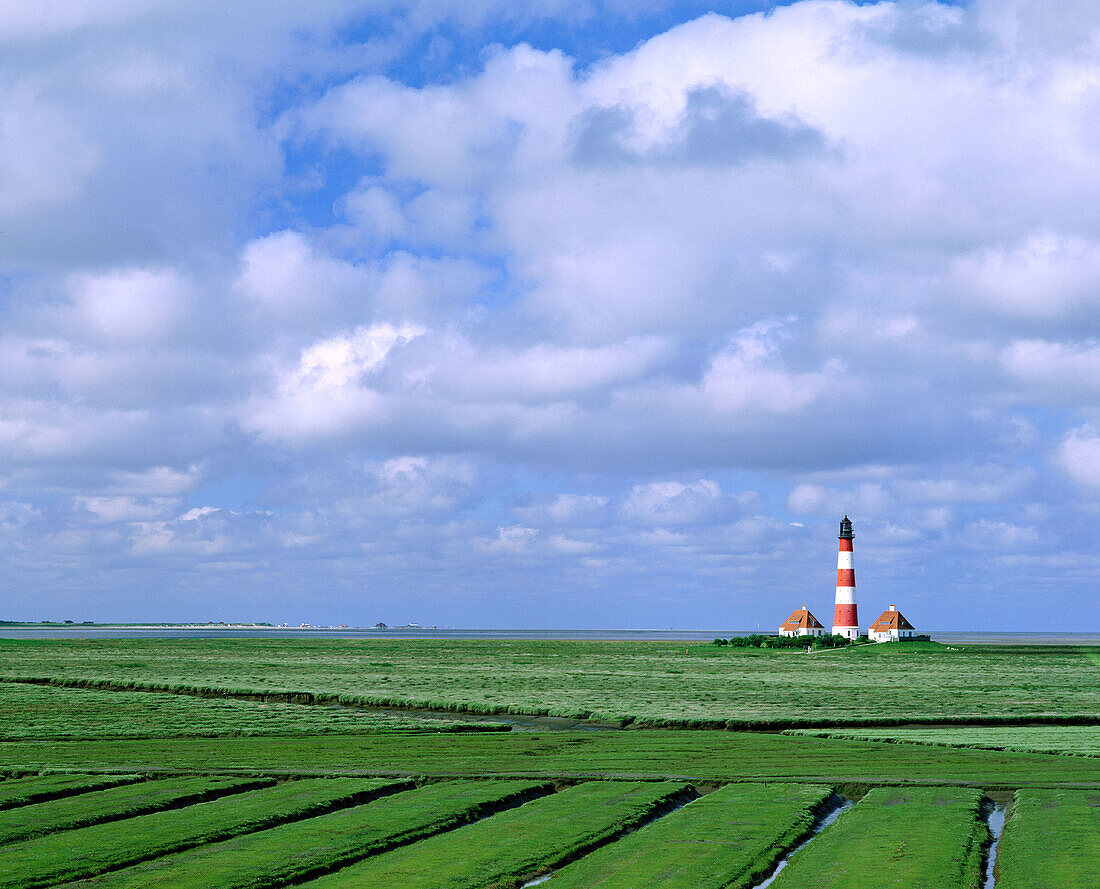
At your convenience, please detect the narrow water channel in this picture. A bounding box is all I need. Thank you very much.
[750,797,855,889]
[982,803,1007,889]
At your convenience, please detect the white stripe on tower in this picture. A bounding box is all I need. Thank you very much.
[832,515,858,639]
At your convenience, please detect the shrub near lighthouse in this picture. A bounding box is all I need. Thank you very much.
[832,516,859,639]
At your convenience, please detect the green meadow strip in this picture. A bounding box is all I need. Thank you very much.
[301,780,693,889]
[765,787,987,889]
[2,638,1096,728]
[0,776,266,845]
[0,777,405,889]
[62,779,552,889]
[3,732,1096,789]
[0,775,144,811]
[545,782,833,889]
[996,789,1100,889]
[785,725,1100,757]
[0,681,506,740]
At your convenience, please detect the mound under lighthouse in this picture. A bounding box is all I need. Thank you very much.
[832,515,859,639]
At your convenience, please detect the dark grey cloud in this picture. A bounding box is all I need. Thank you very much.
[571,85,828,166]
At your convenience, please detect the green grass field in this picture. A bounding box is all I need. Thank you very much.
[996,789,1100,889]
[0,776,261,845]
[0,778,400,888]
[2,730,1095,787]
[542,782,832,889]
[62,780,550,889]
[0,775,143,811]
[0,681,506,739]
[2,638,1096,727]
[0,638,1095,889]
[766,787,987,889]
[787,725,1100,756]
[300,780,693,889]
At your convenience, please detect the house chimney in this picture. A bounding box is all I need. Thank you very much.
[889,604,896,611]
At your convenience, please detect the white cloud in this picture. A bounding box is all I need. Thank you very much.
[110,464,204,496]
[437,336,670,402]
[236,231,372,322]
[75,496,178,523]
[293,323,424,391]
[786,482,891,517]
[479,524,539,554]
[365,456,477,514]
[514,493,610,526]
[1058,427,1100,489]
[67,267,191,344]
[2,2,1100,626]
[548,534,599,554]
[243,323,423,443]
[700,321,844,415]
[950,233,1100,318]
[295,44,578,188]
[1003,339,1100,400]
[618,479,725,526]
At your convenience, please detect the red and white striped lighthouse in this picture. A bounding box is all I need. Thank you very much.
[832,515,859,639]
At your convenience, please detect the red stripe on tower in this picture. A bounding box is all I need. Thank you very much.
[832,515,859,640]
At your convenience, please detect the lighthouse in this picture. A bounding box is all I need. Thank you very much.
[832,515,859,639]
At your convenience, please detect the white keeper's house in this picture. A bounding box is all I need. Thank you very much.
[868,605,917,642]
[778,606,826,637]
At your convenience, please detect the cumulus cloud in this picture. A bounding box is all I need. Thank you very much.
[244,323,423,442]
[67,267,191,344]
[1,1,1099,627]
[618,479,727,525]
[1058,427,1100,489]
[950,233,1100,318]
[236,231,373,323]
[699,320,845,415]
[1002,339,1100,401]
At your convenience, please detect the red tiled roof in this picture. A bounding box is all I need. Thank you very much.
[779,608,824,630]
[869,609,915,631]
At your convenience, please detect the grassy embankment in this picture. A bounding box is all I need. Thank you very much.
[62,780,551,889]
[787,725,1100,756]
[2,731,1096,788]
[0,682,506,740]
[300,780,693,889]
[0,777,263,845]
[0,778,403,889]
[543,782,832,889]
[0,775,143,810]
[766,787,988,889]
[1,638,1096,729]
[996,789,1100,889]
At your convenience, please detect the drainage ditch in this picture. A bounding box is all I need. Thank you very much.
[981,800,1008,889]
[749,795,855,889]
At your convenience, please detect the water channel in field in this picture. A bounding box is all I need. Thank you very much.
[982,802,1007,889]
[750,797,855,889]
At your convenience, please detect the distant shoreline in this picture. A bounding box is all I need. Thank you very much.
[0,625,1097,644]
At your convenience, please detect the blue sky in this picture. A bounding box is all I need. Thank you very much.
[1,0,1097,630]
